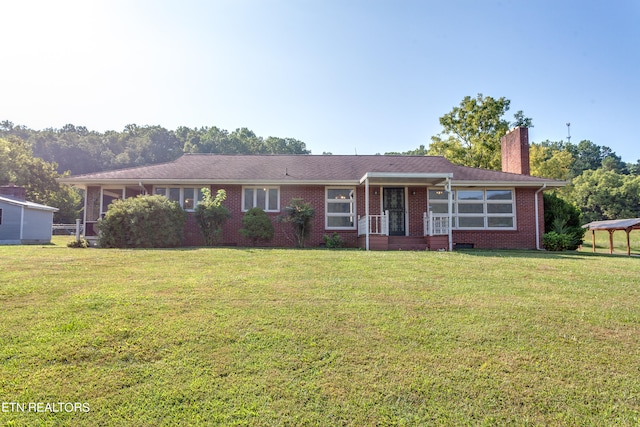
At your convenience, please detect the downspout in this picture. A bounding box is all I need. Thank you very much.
[365,177,370,251]
[534,183,547,250]
[446,177,453,251]
[20,205,25,243]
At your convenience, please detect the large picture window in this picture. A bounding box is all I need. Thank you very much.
[428,188,515,230]
[326,187,356,229]
[154,187,204,210]
[243,187,279,212]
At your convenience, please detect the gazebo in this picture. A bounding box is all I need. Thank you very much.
[583,218,640,256]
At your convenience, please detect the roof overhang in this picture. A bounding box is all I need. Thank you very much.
[58,178,362,187]
[451,180,567,188]
[359,172,453,186]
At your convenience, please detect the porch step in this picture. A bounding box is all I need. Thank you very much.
[387,236,428,251]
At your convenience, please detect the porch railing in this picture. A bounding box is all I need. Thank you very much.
[424,211,450,236]
[358,210,389,236]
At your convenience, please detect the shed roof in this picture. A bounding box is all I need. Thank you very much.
[0,196,59,212]
[583,218,640,231]
[60,154,566,187]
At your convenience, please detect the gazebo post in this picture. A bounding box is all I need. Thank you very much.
[626,227,632,257]
[592,229,596,253]
[608,230,615,254]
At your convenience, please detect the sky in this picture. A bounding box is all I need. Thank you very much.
[2,0,639,162]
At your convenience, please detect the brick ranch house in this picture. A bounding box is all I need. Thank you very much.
[60,127,565,250]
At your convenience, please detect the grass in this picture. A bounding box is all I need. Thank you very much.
[1,237,639,426]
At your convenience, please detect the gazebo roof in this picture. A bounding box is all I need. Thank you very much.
[583,218,640,231]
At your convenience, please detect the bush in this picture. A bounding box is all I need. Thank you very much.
[544,192,585,250]
[542,231,572,251]
[67,238,90,248]
[97,195,186,248]
[277,198,315,248]
[239,207,274,246]
[323,232,345,248]
[194,188,230,246]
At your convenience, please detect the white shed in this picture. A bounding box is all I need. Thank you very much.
[0,195,59,245]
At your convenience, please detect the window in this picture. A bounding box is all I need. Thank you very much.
[154,187,204,210]
[243,187,279,212]
[428,188,515,230]
[326,187,356,229]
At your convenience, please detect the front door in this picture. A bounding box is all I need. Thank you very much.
[383,187,405,236]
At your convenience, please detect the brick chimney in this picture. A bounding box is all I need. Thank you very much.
[501,127,530,175]
[0,183,27,201]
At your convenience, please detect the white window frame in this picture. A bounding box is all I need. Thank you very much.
[153,186,205,211]
[242,186,280,212]
[100,187,125,216]
[325,187,356,230]
[428,188,516,230]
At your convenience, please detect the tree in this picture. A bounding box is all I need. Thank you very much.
[565,168,640,223]
[566,140,625,177]
[278,198,315,248]
[194,188,230,246]
[239,207,274,246]
[385,145,428,156]
[426,94,533,170]
[529,141,574,180]
[0,136,81,222]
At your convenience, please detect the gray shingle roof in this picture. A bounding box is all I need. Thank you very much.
[60,154,566,187]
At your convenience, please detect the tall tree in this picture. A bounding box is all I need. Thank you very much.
[427,94,532,170]
[529,141,574,180]
[566,168,640,222]
[0,136,81,222]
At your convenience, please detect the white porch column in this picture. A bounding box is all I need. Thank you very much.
[365,177,370,251]
[446,177,453,251]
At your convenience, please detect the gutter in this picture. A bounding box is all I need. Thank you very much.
[534,183,547,250]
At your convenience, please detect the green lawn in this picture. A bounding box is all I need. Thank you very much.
[1,238,639,426]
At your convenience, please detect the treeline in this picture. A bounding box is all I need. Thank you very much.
[0,121,310,175]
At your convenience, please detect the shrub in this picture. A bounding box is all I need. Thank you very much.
[323,232,345,248]
[544,192,585,250]
[277,198,315,248]
[542,231,572,251]
[239,207,274,246]
[67,238,90,248]
[194,188,230,246]
[97,195,186,248]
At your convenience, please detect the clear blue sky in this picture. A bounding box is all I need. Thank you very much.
[2,0,639,162]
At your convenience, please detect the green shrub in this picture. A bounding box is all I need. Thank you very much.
[194,188,230,246]
[239,207,274,246]
[542,231,572,251]
[544,192,585,250]
[67,238,90,248]
[323,232,345,248]
[97,195,186,248]
[277,198,315,248]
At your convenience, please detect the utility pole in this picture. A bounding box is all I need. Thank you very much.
[566,122,571,144]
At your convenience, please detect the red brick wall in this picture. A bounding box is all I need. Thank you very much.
[501,127,530,176]
[0,184,26,201]
[407,187,427,236]
[451,188,543,249]
[175,184,544,250]
[183,184,361,248]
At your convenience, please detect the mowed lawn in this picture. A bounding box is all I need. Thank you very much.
[1,238,639,426]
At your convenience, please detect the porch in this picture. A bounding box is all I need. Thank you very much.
[357,211,451,251]
[357,172,453,251]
